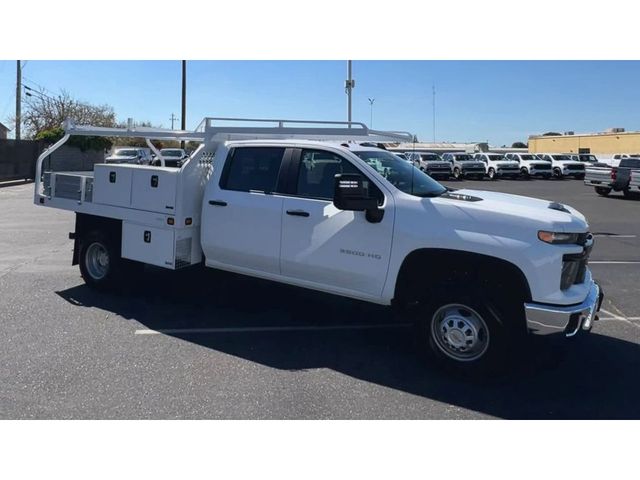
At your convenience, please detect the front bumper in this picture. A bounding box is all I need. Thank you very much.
[524,281,603,336]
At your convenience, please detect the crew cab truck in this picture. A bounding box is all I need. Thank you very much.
[536,154,586,179]
[584,157,640,197]
[504,153,552,178]
[34,117,603,376]
[472,153,521,180]
[441,153,486,180]
[404,152,453,179]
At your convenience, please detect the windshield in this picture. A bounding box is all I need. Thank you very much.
[579,155,597,162]
[353,150,447,198]
[114,149,139,156]
[453,154,472,161]
[520,155,536,160]
[553,155,571,160]
[420,154,441,161]
[161,150,183,157]
[488,155,505,161]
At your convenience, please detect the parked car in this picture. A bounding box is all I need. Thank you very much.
[153,148,189,167]
[536,154,586,179]
[504,153,552,178]
[584,157,640,197]
[441,153,486,180]
[404,152,453,179]
[472,153,520,180]
[105,147,152,165]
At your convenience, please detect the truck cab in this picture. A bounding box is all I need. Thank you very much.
[473,153,521,180]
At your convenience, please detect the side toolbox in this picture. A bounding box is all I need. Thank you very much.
[93,164,134,208]
[130,168,178,214]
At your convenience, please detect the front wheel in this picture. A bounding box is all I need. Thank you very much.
[414,296,521,376]
[553,168,563,179]
[453,167,461,180]
[520,167,530,179]
[487,168,496,180]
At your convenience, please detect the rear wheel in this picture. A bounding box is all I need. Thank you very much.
[79,230,141,291]
[595,186,611,196]
[623,188,633,198]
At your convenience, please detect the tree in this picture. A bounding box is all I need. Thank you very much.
[511,142,528,148]
[22,89,117,139]
[542,132,561,137]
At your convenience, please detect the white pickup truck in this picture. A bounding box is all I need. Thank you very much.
[536,154,586,179]
[34,117,603,375]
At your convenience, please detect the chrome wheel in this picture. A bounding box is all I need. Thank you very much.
[453,168,460,179]
[430,304,490,362]
[85,242,110,280]
[488,168,496,179]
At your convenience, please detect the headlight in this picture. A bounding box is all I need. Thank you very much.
[538,231,580,244]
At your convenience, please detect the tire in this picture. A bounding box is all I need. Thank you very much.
[595,186,611,196]
[487,168,496,180]
[413,292,522,377]
[623,188,632,198]
[79,230,141,291]
[553,168,563,179]
[520,167,530,179]
[453,167,461,180]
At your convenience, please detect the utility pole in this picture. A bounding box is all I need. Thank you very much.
[170,113,178,130]
[181,60,186,148]
[345,60,355,127]
[15,60,21,140]
[432,83,436,143]
[368,98,375,128]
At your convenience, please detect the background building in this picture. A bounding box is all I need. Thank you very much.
[0,122,9,140]
[529,128,640,155]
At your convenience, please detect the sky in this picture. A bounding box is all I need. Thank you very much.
[1,60,639,146]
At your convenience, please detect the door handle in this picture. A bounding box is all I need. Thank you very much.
[286,209,310,217]
[208,200,227,207]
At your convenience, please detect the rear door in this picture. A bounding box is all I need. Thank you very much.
[279,148,394,298]
[201,146,290,275]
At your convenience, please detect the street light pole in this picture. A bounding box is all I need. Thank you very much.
[181,60,186,148]
[15,60,21,140]
[345,60,355,127]
[368,97,375,128]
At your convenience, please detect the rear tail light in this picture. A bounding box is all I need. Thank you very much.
[611,168,617,180]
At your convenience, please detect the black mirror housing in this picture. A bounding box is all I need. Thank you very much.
[333,173,379,212]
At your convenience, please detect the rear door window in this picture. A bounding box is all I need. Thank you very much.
[221,147,286,193]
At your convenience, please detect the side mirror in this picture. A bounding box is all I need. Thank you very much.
[333,173,383,223]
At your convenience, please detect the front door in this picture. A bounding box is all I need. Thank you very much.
[280,148,394,298]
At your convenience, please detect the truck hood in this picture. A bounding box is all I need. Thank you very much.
[446,188,588,232]
[553,160,583,167]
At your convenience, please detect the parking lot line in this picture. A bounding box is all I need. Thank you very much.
[590,261,640,264]
[592,234,637,238]
[135,323,413,335]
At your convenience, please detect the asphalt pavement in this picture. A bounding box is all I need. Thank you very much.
[0,178,638,419]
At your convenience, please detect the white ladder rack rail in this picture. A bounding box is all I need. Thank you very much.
[34,117,415,201]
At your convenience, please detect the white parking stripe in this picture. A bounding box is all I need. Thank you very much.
[135,323,413,335]
[593,234,637,238]
[590,261,640,264]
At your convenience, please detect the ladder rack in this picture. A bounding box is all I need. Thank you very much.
[34,117,415,202]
